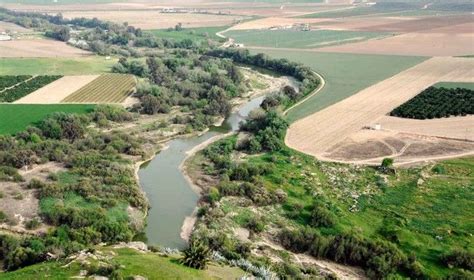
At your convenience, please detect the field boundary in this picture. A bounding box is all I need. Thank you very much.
[283,70,325,116]
[285,56,474,163]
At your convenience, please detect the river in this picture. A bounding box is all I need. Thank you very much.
[138,95,265,248]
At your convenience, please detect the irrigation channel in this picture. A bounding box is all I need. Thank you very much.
[138,95,266,248]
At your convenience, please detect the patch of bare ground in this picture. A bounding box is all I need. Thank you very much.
[14,75,99,104]
[316,15,474,33]
[0,21,30,33]
[323,129,474,166]
[317,32,474,56]
[60,11,247,29]
[0,162,64,235]
[285,57,474,162]
[229,17,327,30]
[378,115,474,141]
[0,39,91,58]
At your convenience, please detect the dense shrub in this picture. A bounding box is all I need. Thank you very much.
[441,249,474,270]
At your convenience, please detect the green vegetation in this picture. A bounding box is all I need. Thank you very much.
[0,75,61,102]
[225,29,390,49]
[148,26,227,43]
[391,86,474,119]
[0,106,147,271]
[0,75,31,90]
[0,104,94,134]
[0,57,116,75]
[0,247,244,279]
[62,74,135,103]
[252,49,427,122]
[192,124,474,278]
[434,82,474,91]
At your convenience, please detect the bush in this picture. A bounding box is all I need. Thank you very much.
[180,240,211,270]
[441,249,474,270]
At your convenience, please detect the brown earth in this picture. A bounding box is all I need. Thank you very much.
[285,57,474,162]
[317,32,474,56]
[229,17,328,30]
[324,129,474,166]
[0,162,64,234]
[315,15,474,33]
[378,115,474,141]
[0,21,31,33]
[60,11,248,29]
[14,75,100,104]
[0,39,91,58]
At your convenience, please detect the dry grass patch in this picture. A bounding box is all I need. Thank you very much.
[61,11,247,29]
[62,73,136,104]
[0,39,91,58]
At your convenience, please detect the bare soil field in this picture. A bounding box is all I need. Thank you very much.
[313,15,474,56]
[60,11,248,29]
[0,39,91,58]
[285,57,474,162]
[315,15,474,33]
[378,115,474,142]
[324,129,474,166]
[0,21,30,33]
[317,32,474,57]
[229,17,327,30]
[14,75,100,104]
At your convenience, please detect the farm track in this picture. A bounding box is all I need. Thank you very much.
[285,57,474,160]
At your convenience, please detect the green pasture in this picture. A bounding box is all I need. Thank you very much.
[251,49,426,122]
[0,104,95,135]
[1,247,244,279]
[0,57,116,75]
[148,26,228,42]
[434,82,474,90]
[250,148,474,277]
[225,29,390,49]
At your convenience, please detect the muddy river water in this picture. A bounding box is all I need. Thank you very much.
[138,95,265,248]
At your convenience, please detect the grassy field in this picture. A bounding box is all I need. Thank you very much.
[248,150,474,278]
[225,29,390,49]
[251,49,426,122]
[0,104,94,134]
[434,82,474,90]
[148,26,227,42]
[0,57,117,75]
[62,74,136,103]
[0,247,244,279]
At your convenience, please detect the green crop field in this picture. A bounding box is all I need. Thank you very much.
[225,29,390,49]
[0,104,94,135]
[0,57,117,76]
[434,82,474,90]
[62,74,136,103]
[149,26,227,42]
[251,49,427,122]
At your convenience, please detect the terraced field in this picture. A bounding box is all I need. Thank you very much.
[62,74,136,103]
